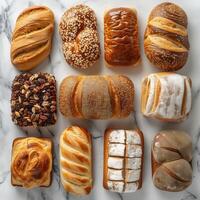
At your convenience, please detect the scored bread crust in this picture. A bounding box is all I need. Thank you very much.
[59,126,92,196]
[10,6,54,71]
[11,137,53,188]
[144,2,189,71]
[141,72,192,122]
[103,128,144,192]
[104,7,140,67]
[151,130,192,192]
[59,75,134,119]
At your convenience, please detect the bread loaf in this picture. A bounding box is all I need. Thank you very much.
[11,137,52,188]
[144,2,189,71]
[103,129,144,193]
[152,130,192,192]
[59,75,134,119]
[59,5,100,69]
[141,72,192,122]
[60,126,92,195]
[104,8,140,66]
[10,6,54,71]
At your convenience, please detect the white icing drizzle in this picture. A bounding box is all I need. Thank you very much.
[108,169,123,180]
[124,182,139,192]
[126,130,141,144]
[126,158,142,169]
[126,169,141,182]
[126,145,142,157]
[109,130,125,143]
[108,157,124,169]
[109,144,125,157]
[143,73,192,120]
[106,129,143,193]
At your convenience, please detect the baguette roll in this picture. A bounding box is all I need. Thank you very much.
[60,126,92,196]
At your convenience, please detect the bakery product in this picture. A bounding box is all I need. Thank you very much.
[141,72,192,122]
[59,4,100,69]
[11,137,52,188]
[152,130,192,192]
[11,73,57,127]
[60,126,92,195]
[144,2,189,71]
[103,129,144,193]
[10,6,54,71]
[59,75,134,119]
[104,8,140,66]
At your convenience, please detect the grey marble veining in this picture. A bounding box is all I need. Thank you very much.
[0,0,200,200]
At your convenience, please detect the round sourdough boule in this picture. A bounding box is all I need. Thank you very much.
[144,2,189,71]
[10,6,54,71]
[59,4,100,69]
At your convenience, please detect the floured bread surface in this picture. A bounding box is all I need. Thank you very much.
[60,126,92,196]
[141,72,192,122]
[104,129,144,193]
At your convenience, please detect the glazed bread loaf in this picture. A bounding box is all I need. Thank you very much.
[11,137,52,188]
[103,129,144,193]
[144,2,189,71]
[60,126,92,195]
[11,6,54,71]
[59,75,134,119]
[152,130,192,192]
[141,72,192,122]
[59,5,100,69]
[104,8,140,66]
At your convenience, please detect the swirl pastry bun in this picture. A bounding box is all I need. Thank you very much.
[152,130,192,192]
[103,129,144,193]
[10,6,54,71]
[141,72,192,122]
[144,2,189,71]
[60,126,92,196]
[11,137,52,188]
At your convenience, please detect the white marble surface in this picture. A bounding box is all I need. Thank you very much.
[0,0,200,200]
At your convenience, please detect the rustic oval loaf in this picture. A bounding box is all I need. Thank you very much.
[10,6,54,71]
[104,7,140,66]
[60,126,92,195]
[141,72,192,122]
[59,75,134,119]
[59,4,100,69]
[144,2,189,71]
[152,130,192,192]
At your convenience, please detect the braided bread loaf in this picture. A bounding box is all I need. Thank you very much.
[60,126,92,195]
[59,5,100,69]
[152,130,192,192]
[144,2,189,71]
[10,6,54,71]
[59,75,134,119]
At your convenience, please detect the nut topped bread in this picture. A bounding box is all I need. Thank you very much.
[11,73,57,127]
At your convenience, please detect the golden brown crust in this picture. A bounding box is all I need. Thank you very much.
[10,6,54,71]
[104,8,140,66]
[60,126,92,196]
[11,137,53,188]
[151,130,192,192]
[103,128,144,193]
[59,4,100,69]
[59,75,134,119]
[144,2,189,71]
